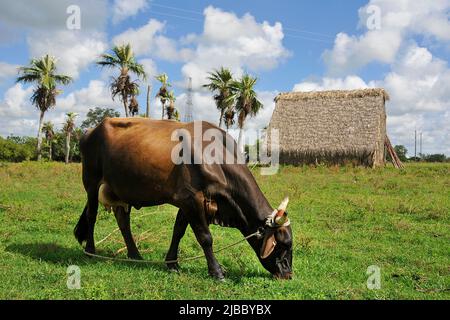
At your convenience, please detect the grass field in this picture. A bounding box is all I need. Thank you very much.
[0,161,448,300]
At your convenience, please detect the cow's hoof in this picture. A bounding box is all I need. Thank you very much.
[209,271,225,281]
[84,246,95,257]
[166,262,180,273]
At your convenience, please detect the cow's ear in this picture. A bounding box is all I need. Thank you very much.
[260,233,277,259]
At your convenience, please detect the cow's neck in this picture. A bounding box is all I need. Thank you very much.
[227,166,273,233]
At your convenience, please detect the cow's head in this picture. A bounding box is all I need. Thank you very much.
[259,197,293,280]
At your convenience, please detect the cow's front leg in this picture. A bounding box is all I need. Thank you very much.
[186,196,225,280]
[113,206,142,260]
[165,209,189,272]
[190,222,224,280]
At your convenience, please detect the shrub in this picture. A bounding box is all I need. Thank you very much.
[0,136,36,162]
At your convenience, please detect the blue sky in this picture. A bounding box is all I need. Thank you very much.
[0,0,449,155]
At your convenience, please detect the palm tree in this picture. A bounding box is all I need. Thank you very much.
[174,109,180,122]
[42,121,55,161]
[203,67,234,128]
[155,73,171,119]
[128,85,140,117]
[224,108,236,131]
[97,44,146,117]
[228,74,263,154]
[166,91,177,120]
[16,55,72,160]
[63,112,77,164]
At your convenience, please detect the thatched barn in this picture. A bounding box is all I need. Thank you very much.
[268,88,390,167]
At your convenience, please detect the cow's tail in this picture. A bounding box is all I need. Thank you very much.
[74,204,88,245]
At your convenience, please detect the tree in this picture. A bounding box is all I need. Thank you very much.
[224,108,236,131]
[81,107,121,130]
[166,91,177,120]
[129,95,139,117]
[203,67,234,128]
[16,54,72,160]
[0,136,36,162]
[42,121,55,161]
[63,112,77,164]
[423,154,446,162]
[146,84,151,118]
[393,145,408,162]
[155,73,171,119]
[228,74,263,154]
[97,44,146,117]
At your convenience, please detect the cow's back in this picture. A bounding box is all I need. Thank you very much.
[80,118,221,206]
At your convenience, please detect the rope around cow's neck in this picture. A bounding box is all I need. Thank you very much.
[83,229,262,265]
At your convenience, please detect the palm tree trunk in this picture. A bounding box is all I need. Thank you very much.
[122,93,129,117]
[146,85,151,118]
[238,123,245,155]
[219,110,224,128]
[161,102,165,119]
[36,110,45,161]
[65,132,71,164]
[49,141,52,161]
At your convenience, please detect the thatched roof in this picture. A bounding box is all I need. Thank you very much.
[275,88,390,102]
[268,88,389,167]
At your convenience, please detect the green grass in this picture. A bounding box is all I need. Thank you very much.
[0,161,449,299]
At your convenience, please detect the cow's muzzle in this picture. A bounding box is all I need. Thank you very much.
[274,250,292,280]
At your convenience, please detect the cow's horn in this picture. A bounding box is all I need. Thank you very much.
[277,196,289,213]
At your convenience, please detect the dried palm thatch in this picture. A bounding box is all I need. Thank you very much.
[268,88,390,167]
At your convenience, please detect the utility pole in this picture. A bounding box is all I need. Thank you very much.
[414,130,417,160]
[146,84,151,118]
[420,132,423,158]
[184,77,193,123]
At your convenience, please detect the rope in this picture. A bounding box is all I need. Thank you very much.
[84,230,262,265]
[95,210,160,246]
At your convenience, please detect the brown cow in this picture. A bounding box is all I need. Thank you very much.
[74,118,293,280]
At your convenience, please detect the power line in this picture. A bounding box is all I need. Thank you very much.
[149,10,203,22]
[284,33,334,44]
[150,2,336,43]
[284,27,335,39]
[151,3,203,16]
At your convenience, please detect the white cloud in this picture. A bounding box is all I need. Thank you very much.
[58,80,119,114]
[0,1,109,81]
[112,18,194,62]
[139,59,158,79]
[0,0,108,31]
[27,30,107,79]
[323,30,402,76]
[111,6,289,89]
[376,44,450,115]
[112,19,165,56]
[0,83,39,136]
[0,84,34,119]
[0,62,19,82]
[181,6,290,89]
[324,0,450,75]
[0,80,120,137]
[293,75,371,92]
[112,0,149,24]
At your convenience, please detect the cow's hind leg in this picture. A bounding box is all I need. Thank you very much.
[165,209,189,272]
[113,206,142,260]
[84,187,99,254]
